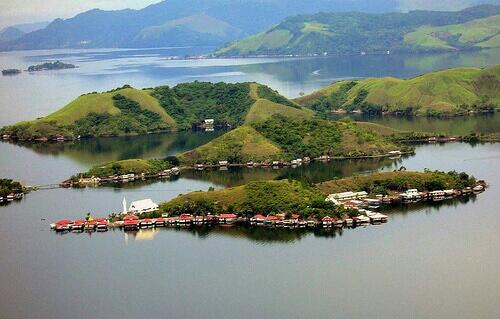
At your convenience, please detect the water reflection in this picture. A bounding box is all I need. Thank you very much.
[332,113,500,135]
[53,192,480,244]
[5,130,225,166]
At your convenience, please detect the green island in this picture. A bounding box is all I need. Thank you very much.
[27,61,77,72]
[3,65,498,142]
[0,178,24,200]
[156,170,479,219]
[69,157,179,181]
[216,5,500,56]
[296,65,500,117]
[0,82,313,141]
[179,116,409,165]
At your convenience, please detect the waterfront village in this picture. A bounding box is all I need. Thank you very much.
[51,182,486,233]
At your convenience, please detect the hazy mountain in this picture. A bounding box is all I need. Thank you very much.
[217,5,500,56]
[0,27,25,43]
[0,0,400,51]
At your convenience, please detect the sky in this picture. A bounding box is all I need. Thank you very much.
[0,0,161,29]
[0,0,494,30]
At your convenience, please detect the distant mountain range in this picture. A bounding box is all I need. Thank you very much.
[0,21,49,43]
[217,5,500,56]
[1,0,498,52]
[0,0,406,51]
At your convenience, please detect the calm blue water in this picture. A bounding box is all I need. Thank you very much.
[0,142,498,319]
[1,47,499,126]
[0,48,500,319]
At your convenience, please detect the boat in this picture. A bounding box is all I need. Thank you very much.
[298,220,307,228]
[14,193,24,200]
[72,220,85,232]
[6,193,15,201]
[344,218,354,227]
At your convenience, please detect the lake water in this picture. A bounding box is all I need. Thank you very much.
[1,47,500,319]
[1,47,499,132]
[0,142,499,319]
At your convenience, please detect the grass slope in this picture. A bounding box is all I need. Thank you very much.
[179,116,404,165]
[179,125,283,164]
[216,5,500,56]
[296,65,500,116]
[45,88,176,126]
[160,179,326,216]
[245,98,314,124]
[404,15,500,50]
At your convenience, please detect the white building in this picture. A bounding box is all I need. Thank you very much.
[129,199,159,214]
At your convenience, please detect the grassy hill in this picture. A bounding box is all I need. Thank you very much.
[296,65,500,116]
[74,158,176,179]
[404,15,500,50]
[1,82,303,141]
[160,179,328,217]
[159,170,478,218]
[179,125,283,164]
[317,171,477,195]
[216,5,500,56]
[178,116,405,165]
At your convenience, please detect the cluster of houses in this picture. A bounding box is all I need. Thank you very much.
[0,192,24,203]
[52,181,487,234]
[191,150,408,171]
[399,183,485,203]
[65,167,180,187]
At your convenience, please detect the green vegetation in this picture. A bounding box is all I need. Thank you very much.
[0,179,23,198]
[0,86,176,140]
[179,125,283,164]
[404,15,500,50]
[161,179,353,218]
[296,65,500,116]
[74,158,177,179]
[317,170,478,195]
[160,170,479,218]
[1,81,305,141]
[179,115,405,164]
[151,81,255,129]
[217,6,500,56]
[244,98,314,124]
[27,61,76,72]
